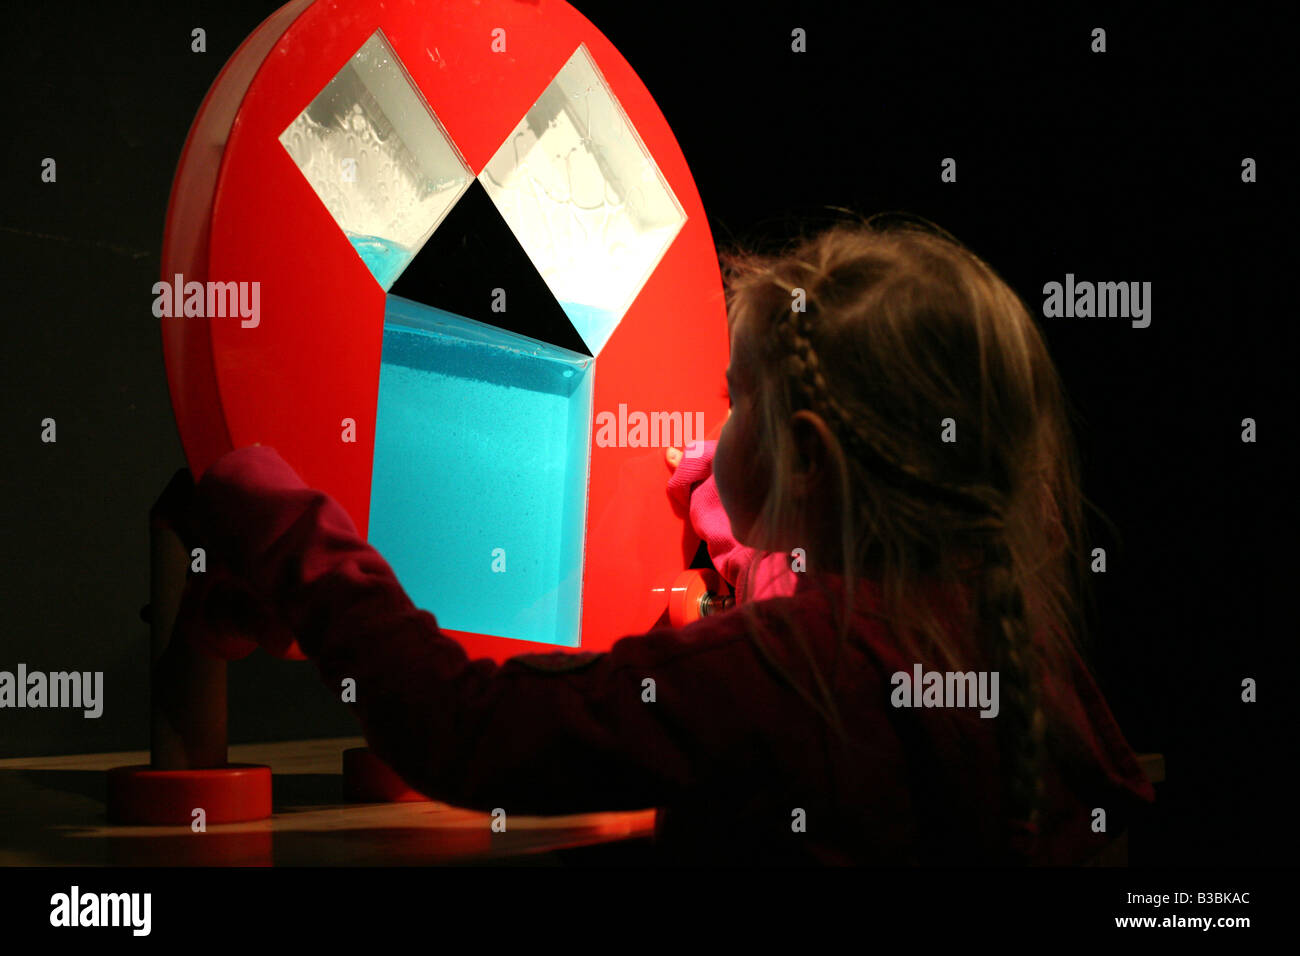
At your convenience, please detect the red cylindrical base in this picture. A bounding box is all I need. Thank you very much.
[106,764,272,824]
[343,747,428,803]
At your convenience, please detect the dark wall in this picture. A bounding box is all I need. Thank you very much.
[0,2,1289,864]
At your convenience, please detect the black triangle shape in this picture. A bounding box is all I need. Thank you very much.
[388,179,591,357]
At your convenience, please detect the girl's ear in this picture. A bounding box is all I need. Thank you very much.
[789,409,836,496]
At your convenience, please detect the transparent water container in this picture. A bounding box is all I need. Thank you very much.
[478,43,687,355]
[279,30,473,290]
[368,296,594,646]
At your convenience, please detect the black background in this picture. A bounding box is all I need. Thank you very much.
[0,1,1292,868]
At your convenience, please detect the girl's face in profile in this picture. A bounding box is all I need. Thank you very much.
[713,312,841,562]
[713,314,768,548]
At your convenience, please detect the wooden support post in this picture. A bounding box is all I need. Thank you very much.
[149,516,228,770]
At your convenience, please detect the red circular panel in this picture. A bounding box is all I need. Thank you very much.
[161,0,728,661]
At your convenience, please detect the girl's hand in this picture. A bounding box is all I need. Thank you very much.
[664,439,738,573]
[155,451,303,661]
[664,441,797,603]
[174,562,302,661]
[665,440,716,507]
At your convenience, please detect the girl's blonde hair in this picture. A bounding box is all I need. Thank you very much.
[722,212,1093,863]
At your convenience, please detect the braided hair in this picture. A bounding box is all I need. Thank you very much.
[722,212,1082,864]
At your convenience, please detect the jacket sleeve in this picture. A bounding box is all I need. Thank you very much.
[187,445,819,815]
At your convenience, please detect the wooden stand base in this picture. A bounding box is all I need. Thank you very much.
[108,474,274,825]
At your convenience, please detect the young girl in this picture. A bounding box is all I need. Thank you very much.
[172,214,1154,865]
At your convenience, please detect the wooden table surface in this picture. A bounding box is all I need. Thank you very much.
[0,736,657,866]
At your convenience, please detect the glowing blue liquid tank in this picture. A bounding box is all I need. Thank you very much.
[368,295,593,646]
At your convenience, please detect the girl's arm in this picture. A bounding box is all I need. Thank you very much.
[185,446,842,815]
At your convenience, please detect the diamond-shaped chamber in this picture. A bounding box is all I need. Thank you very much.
[279,30,473,290]
[478,43,687,357]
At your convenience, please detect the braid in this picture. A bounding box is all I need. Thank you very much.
[979,535,1045,864]
[770,271,1046,864]
[771,278,1002,524]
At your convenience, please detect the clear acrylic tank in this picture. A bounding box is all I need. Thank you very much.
[278,30,473,291]
[368,295,593,646]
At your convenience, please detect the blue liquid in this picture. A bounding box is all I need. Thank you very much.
[368,295,593,646]
[349,233,413,291]
[559,300,622,356]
